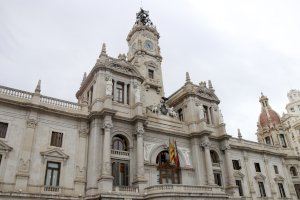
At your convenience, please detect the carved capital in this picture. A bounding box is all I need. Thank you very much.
[27,119,38,129]
[103,121,113,129]
[200,141,211,149]
[136,125,144,137]
[221,144,231,151]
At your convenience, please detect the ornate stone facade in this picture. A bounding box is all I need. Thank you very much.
[0,8,299,200]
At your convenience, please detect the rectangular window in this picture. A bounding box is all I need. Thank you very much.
[278,183,286,198]
[0,122,8,138]
[265,136,272,145]
[258,181,266,197]
[50,132,63,147]
[44,162,61,187]
[148,69,154,79]
[116,82,124,103]
[236,180,244,196]
[203,105,210,124]
[274,165,279,174]
[112,160,129,186]
[126,84,130,105]
[255,162,261,172]
[214,172,222,186]
[279,134,287,148]
[232,160,241,170]
[178,108,183,121]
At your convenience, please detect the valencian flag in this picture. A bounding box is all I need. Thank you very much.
[169,139,180,167]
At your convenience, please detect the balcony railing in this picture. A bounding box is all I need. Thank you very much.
[0,85,33,100]
[113,186,139,193]
[212,162,221,167]
[111,149,130,159]
[43,186,60,192]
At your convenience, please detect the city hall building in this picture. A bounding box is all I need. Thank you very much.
[0,9,299,200]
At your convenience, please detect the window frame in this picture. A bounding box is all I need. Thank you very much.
[278,182,286,198]
[255,162,261,172]
[0,122,8,139]
[236,179,244,196]
[258,181,266,197]
[116,82,125,103]
[274,165,279,174]
[232,160,241,170]
[148,69,154,79]
[50,131,63,148]
[44,161,61,187]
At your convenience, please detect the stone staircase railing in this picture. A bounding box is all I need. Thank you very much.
[0,85,33,100]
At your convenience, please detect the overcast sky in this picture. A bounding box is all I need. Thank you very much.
[1,0,300,141]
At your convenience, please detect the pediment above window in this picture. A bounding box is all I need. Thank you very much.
[0,140,13,158]
[40,148,69,163]
[274,175,285,182]
[254,173,266,181]
[234,171,245,178]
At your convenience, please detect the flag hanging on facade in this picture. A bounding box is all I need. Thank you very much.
[169,138,176,165]
[174,140,180,168]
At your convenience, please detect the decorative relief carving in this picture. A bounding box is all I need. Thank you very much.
[179,147,192,166]
[133,80,141,103]
[27,118,38,128]
[17,158,30,174]
[79,129,88,138]
[105,76,113,96]
[144,142,156,161]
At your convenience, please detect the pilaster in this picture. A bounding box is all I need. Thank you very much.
[200,136,214,185]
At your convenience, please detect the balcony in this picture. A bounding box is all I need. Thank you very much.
[113,186,139,193]
[144,184,227,199]
[111,149,130,160]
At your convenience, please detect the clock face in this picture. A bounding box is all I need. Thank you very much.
[144,40,154,51]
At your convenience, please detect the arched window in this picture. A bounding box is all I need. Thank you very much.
[112,135,128,151]
[156,150,181,184]
[290,166,298,177]
[210,150,219,163]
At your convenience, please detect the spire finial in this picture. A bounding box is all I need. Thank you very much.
[100,43,107,57]
[208,80,214,91]
[81,72,87,86]
[238,128,242,139]
[35,80,41,94]
[186,72,191,83]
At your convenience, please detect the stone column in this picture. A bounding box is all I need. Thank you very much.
[281,159,297,199]
[242,151,256,197]
[191,137,202,185]
[222,142,237,195]
[201,136,214,185]
[15,112,38,191]
[134,122,147,191]
[98,115,113,191]
[86,118,101,195]
[263,156,276,199]
[74,126,88,196]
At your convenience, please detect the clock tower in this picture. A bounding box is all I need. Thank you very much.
[127,9,164,107]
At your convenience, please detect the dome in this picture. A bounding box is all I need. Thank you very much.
[259,109,281,127]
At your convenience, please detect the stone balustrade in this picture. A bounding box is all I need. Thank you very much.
[43,186,60,192]
[40,95,81,110]
[113,186,139,193]
[145,184,217,194]
[0,85,33,100]
[111,149,129,158]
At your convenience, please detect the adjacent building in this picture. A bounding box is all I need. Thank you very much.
[0,8,299,200]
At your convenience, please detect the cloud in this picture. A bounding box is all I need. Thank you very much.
[0,0,299,141]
